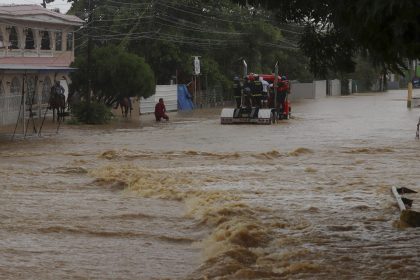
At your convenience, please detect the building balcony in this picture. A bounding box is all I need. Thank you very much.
[0,50,75,67]
[0,48,69,58]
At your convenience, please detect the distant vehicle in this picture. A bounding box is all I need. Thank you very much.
[413,77,420,88]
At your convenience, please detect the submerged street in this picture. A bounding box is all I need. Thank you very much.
[1,90,420,279]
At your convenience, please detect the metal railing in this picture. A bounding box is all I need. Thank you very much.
[193,86,231,108]
[0,94,50,125]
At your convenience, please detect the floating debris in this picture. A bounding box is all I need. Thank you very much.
[391,186,420,227]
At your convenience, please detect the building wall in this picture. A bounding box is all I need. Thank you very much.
[314,80,327,98]
[329,79,341,96]
[289,80,330,100]
[289,82,314,100]
[0,72,70,126]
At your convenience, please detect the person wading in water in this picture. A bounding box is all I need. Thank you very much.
[154,98,169,121]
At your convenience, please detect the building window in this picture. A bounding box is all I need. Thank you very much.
[25,28,35,49]
[0,30,4,48]
[55,31,62,51]
[11,77,21,95]
[8,26,18,49]
[41,77,51,105]
[66,32,73,51]
[41,31,51,50]
[0,81,4,110]
[9,77,21,111]
[25,77,36,105]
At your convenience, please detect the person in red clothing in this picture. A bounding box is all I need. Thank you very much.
[154,98,169,121]
[276,77,289,111]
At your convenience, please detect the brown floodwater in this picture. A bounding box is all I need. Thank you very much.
[1,89,420,279]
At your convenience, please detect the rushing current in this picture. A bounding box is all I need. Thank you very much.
[1,89,420,279]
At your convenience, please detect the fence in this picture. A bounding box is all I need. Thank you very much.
[193,85,228,108]
[139,85,178,114]
[0,92,50,126]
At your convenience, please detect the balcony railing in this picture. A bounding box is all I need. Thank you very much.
[0,49,67,58]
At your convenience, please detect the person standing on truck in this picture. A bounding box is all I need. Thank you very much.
[252,75,263,107]
[276,76,289,113]
[260,77,269,108]
[243,76,252,108]
[233,76,242,108]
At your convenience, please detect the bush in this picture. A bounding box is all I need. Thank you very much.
[71,101,113,124]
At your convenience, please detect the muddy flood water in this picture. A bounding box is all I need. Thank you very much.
[1,89,420,279]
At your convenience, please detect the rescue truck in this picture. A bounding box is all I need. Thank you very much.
[221,62,291,124]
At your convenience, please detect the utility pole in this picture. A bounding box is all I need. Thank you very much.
[192,56,201,106]
[86,0,93,104]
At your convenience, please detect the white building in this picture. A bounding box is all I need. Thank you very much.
[0,5,83,126]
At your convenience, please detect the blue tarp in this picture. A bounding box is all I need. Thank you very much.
[177,84,194,111]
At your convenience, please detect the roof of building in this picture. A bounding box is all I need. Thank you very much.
[0,5,84,26]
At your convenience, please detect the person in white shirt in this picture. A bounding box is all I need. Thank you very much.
[260,77,269,108]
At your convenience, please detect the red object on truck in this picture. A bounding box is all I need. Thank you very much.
[246,73,290,119]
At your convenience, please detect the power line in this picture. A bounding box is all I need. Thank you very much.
[154,16,248,35]
[92,15,153,22]
[70,0,301,51]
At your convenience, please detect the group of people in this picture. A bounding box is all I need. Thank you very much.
[233,74,290,110]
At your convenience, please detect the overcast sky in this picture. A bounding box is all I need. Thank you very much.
[1,0,72,13]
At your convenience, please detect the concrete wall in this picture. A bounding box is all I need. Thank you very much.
[329,79,341,96]
[314,80,327,98]
[387,81,400,90]
[289,80,328,100]
[289,82,313,100]
[140,85,178,114]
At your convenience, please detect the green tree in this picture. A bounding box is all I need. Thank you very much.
[70,45,155,105]
[238,0,420,77]
[68,0,315,99]
[347,56,382,92]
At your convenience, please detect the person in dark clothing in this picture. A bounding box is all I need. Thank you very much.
[252,75,263,107]
[233,76,242,108]
[243,77,252,108]
[52,80,65,96]
[154,98,169,121]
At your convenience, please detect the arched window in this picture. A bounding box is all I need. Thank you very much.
[66,32,73,51]
[0,81,5,111]
[41,77,51,105]
[25,28,35,49]
[41,31,50,50]
[25,76,36,105]
[8,26,18,49]
[0,29,4,48]
[9,77,21,111]
[55,31,62,51]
